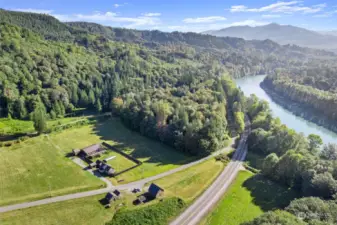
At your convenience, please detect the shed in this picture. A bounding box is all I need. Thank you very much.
[80,144,104,158]
[72,149,80,156]
[113,190,121,199]
[148,183,164,198]
[105,192,115,202]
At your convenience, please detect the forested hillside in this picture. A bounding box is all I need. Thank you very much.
[0,9,336,157]
[261,69,337,132]
[0,20,245,156]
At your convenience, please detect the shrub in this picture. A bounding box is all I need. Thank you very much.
[106,198,186,225]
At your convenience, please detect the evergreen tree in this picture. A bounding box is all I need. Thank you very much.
[32,102,47,134]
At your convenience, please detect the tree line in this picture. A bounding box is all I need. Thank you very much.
[244,94,337,224]
[261,69,337,132]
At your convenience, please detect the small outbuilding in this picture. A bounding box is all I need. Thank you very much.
[105,192,115,202]
[80,144,105,158]
[113,189,122,199]
[72,149,81,156]
[148,183,164,198]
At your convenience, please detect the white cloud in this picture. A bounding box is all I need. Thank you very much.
[11,8,54,14]
[11,8,161,28]
[142,13,161,17]
[113,3,128,8]
[183,16,227,24]
[230,1,326,14]
[262,14,281,18]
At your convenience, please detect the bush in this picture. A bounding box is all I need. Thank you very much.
[106,198,186,225]
[215,153,230,163]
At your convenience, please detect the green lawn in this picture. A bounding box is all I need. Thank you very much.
[95,150,137,173]
[202,171,299,225]
[0,135,105,206]
[49,118,193,184]
[153,158,225,202]
[0,116,90,136]
[0,158,224,225]
[0,194,119,225]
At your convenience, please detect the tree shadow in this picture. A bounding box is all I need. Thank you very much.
[91,118,198,167]
[242,174,300,211]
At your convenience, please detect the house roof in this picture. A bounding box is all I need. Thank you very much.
[148,183,163,197]
[82,144,101,155]
[113,190,121,196]
[105,192,114,201]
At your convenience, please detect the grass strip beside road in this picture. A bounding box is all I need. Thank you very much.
[201,171,299,225]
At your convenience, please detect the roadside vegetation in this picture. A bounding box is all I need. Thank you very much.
[202,171,299,225]
[107,197,186,225]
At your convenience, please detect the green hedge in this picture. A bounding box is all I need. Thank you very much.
[107,198,186,225]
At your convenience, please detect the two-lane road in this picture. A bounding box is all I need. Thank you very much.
[170,126,250,225]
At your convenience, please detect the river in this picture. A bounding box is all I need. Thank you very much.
[235,75,337,145]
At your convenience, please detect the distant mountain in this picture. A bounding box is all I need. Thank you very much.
[203,23,337,50]
[318,30,337,37]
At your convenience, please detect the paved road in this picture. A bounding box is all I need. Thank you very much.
[170,123,250,225]
[0,138,235,213]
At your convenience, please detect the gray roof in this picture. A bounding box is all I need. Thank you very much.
[82,144,101,155]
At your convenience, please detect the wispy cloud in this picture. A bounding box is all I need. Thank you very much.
[183,16,227,24]
[11,8,54,14]
[230,1,326,14]
[142,13,161,17]
[113,3,128,8]
[11,8,161,28]
[262,14,281,18]
[313,10,337,17]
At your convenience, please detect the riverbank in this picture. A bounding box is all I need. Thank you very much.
[260,81,337,135]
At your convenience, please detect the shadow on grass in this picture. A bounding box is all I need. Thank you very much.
[92,118,198,167]
[242,174,300,211]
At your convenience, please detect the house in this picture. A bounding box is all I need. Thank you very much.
[99,162,115,176]
[148,183,164,198]
[79,144,105,158]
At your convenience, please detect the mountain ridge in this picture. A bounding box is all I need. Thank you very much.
[203,23,337,51]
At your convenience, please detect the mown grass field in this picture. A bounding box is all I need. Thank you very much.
[201,171,299,225]
[0,157,224,225]
[153,158,225,202]
[0,117,193,206]
[0,135,105,206]
[50,118,193,184]
[96,150,137,173]
[0,116,89,136]
[0,194,119,225]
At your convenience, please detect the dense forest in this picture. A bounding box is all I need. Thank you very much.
[2,9,335,155]
[244,95,337,224]
[261,68,337,132]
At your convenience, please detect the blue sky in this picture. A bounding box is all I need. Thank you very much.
[2,0,337,31]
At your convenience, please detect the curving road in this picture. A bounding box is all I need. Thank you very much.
[170,122,250,225]
[0,139,235,213]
